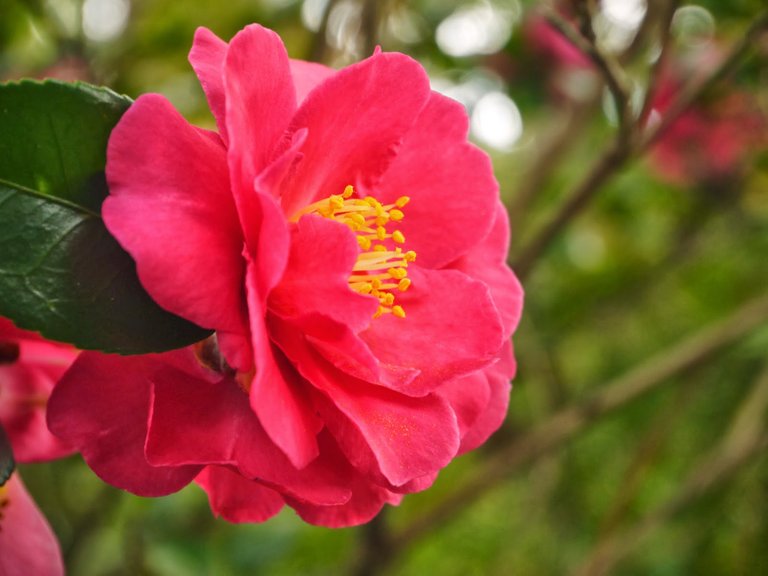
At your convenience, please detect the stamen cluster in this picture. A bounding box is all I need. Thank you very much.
[298,185,416,318]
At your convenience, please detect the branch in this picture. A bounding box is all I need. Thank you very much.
[392,292,768,549]
[638,10,768,152]
[544,7,633,141]
[511,10,768,281]
[573,363,768,576]
[309,0,342,63]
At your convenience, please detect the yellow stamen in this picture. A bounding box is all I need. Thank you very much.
[294,185,416,319]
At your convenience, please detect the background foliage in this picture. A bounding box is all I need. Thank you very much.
[2,0,767,574]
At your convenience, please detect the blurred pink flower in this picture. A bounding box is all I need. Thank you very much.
[0,317,75,576]
[0,317,76,463]
[648,46,767,186]
[525,12,591,70]
[48,24,523,527]
[0,473,64,576]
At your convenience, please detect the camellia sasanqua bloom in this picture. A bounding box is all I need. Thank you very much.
[48,24,523,527]
[1,317,77,576]
[647,43,766,187]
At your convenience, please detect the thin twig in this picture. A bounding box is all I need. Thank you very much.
[309,0,342,63]
[573,364,768,576]
[544,7,633,141]
[512,142,628,280]
[512,10,768,280]
[638,10,768,152]
[391,292,768,550]
[638,0,679,124]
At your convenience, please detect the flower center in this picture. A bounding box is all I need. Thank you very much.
[294,185,416,319]
[0,484,9,529]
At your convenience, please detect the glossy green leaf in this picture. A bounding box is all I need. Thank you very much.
[0,80,211,353]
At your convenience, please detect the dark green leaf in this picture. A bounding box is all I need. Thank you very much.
[0,80,211,353]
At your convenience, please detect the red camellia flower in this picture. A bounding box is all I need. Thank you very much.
[648,45,767,186]
[0,317,76,463]
[0,473,64,576]
[1,317,75,576]
[48,24,523,527]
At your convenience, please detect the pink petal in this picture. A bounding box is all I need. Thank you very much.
[303,315,419,392]
[375,91,499,268]
[196,466,284,523]
[0,328,76,463]
[457,345,515,454]
[287,477,401,528]
[436,370,492,445]
[246,261,323,470]
[0,474,64,576]
[104,94,249,346]
[310,378,459,488]
[361,267,505,395]
[189,27,229,143]
[280,51,431,217]
[449,201,524,339]
[145,364,350,506]
[290,59,335,103]
[271,319,460,487]
[268,215,378,333]
[224,24,296,202]
[47,352,202,497]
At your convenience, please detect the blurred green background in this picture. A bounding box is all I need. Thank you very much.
[3,0,768,574]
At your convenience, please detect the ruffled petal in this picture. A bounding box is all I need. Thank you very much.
[268,215,378,333]
[449,201,523,339]
[47,352,201,497]
[196,466,285,523]
[458,343,515,455]
[436,370,492,446]
[280,51,431,217]
[104,94,248,344]
[224,24,296,201]
[0,331,76,463]
[375,91,499,268]
[145,361,350,506]
[0,474,64,576]
[288,478,401,528]
[361,267,504,395]
[246,261,323,470]
[189,27,229,143]
[290,59,334,103]
[271,318,460,488]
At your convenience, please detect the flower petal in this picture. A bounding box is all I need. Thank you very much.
[280,51,431,217]
[288,477,401,528]
[247,261,323,470]
[376,91,499,268]
[271,318,460,488]
[189,27,229,143]
[196,466,285,523]
[0,324,76,463]
[224,24,296,200]
[361,267,505,395]
[449,201,523,339]
[47,352,201,497]
[457,342,515,455]
[0,474,64,576]
[290,59,334,103]
[104,94,248,345]
[268,215,378,333]
[145,361,350,506]
[436,370,492,445]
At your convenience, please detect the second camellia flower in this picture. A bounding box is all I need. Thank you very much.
[48,24,523,527]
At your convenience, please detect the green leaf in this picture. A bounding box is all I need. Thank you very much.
[0,80,211,353]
